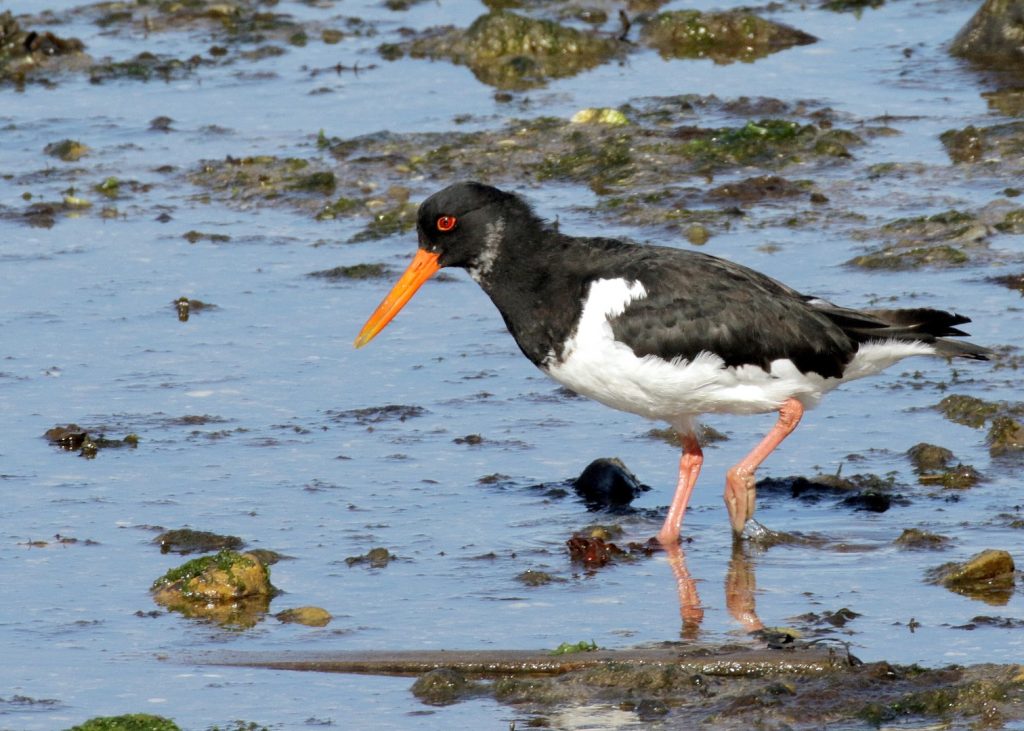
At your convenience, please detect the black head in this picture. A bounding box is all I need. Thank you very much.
[416,181,531,271]
[355,182,532,348]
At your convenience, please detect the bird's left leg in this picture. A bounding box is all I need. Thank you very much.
[724,397,804,535]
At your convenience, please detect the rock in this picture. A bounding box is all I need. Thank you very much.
[66,714,181,731]
[988,415,1024,456]
[906,443,953,473]
[950,0,1024,69]
[572,457,650,510]
[640,10,816,63]
[515,569,558,586]
[934,394,1000,428]
[275,606,332,627]
[155,528,244,555]
[894,528,952,550]
[151,550,275,625]
[394,11,622,90]
[928,549,1016,605]
[345,547,395,568]
[411,667,475,705]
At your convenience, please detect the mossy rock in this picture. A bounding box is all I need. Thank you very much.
[399,11,622,89]
[640,10,815,63]
[988,415,1024,457]
[151,550,274,625]
[894,528,952,550]
[44,139,90,162]
[927,549,1016,605]
[65,714,181,731]
[154,528,243,555]
[411,668,478,705]
[950,0,1024,69]
[935,394,1001,428]
[275,606,332,627]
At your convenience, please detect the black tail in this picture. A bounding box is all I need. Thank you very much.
[807,300,992,361]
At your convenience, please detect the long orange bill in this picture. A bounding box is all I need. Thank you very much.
[354,249,441,348]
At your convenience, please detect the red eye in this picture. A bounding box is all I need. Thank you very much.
[436,215,457,232]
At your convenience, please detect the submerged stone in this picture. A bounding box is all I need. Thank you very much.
[941,121,1024,167]
[307,263,393,280]
[935,394,1000,428]
[907,443,981,488]
[950,0,1024,70]
[411,667,479,705]
[906,443,953,473]
[155,528,244,555]
[275,606,332,627]
[44,139,90,162]
[151,550,274,625]
[345,547,395,568]
[394,11,622,89]
[987,415,1024,456]
[640,10,816,63]
[928,549,1016,605]
[894,528,952,550]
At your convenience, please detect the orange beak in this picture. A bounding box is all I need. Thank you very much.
[354,249,441,348]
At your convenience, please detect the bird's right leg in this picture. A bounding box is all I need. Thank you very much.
[657,432,703,545]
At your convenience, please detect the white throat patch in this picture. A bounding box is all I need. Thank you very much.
[468,217,504,283]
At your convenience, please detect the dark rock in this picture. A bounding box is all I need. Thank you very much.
[155,529,244,555]
[950,0,1024,70]
[572,457,650,510]
[411,667,475,705]
[895,528,952,550]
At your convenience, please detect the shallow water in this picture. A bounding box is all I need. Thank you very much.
[2,0,1023,728]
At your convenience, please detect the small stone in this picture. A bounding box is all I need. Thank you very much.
[275,606,332,627]
[906,443,953,473]
[988,415,1024,456]
[895,528,952,550]
[411,668,472,705]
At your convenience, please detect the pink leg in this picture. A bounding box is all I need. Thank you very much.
[725,397,804,535]
[657,433,703,545]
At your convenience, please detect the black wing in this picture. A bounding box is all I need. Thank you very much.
[603,247,857,379]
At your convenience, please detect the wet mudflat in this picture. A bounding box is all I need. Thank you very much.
[2,0,1024,729]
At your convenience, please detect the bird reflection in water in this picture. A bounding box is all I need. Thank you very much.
[664,540,764,640]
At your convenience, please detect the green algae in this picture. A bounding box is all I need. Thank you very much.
[65,714,181,731]
[640,10,816,63]
[551,640,599,655]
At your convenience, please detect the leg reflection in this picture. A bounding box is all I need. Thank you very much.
[662,541,764,637]
[663,541,703,640]
[725,542,763,632]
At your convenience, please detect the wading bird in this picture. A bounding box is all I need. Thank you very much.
[355,182,989,544]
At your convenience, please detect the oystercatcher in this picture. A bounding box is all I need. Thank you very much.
[354,182,990,544]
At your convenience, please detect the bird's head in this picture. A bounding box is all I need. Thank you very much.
[354,181,523,348]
